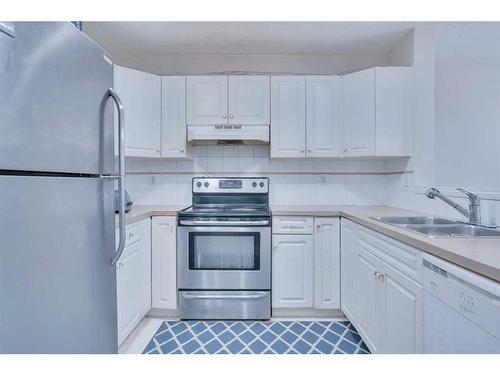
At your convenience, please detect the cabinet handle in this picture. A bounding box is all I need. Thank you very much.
[343,147,348,153]
[180,148,184,153]
[273,243,278,249]
[374,271,380,278]
[300,149,305,153]
[222,114,227,119]
[128,232,136,239]
[229,114,234,119]
[156,148,161,153]
[308,148,312,153]
[379,273,385,281]
[116,262,124,269]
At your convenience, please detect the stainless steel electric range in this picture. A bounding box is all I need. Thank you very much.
[177,177,271,320]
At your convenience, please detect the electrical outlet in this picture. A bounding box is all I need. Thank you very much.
[149,175,156,185]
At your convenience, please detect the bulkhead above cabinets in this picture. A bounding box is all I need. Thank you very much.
[113,65,412,160]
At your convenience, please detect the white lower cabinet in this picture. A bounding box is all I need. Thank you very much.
[380,261,423,354]
[272,217,340,310]
[151,217,177,310]
[341,218,423,353]
[272,234,314,308]
[340,219,357,321]
[314,218,340,309]
[355,245,383,353]
[116,218,152,346]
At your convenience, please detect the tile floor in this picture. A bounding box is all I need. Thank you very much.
[142,320,370,354]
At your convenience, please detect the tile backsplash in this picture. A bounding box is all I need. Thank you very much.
[124,144,500,225]
[124,145,390,207]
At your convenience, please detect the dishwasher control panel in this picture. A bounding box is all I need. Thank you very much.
[423,259,500,339]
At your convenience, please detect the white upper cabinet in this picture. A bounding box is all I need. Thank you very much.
[114,65,161,157]
[186,75,270,126]
[228,76,270,125]
[186,76,228,125]
[270,76,306,158]
[314,218,340,309]
[306,76,343,157]
[343,67,411,157]
[161,76,190,158]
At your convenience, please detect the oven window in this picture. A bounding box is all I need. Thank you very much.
[188,232,260,270]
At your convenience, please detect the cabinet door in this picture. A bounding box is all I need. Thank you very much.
[151,217,177,310]
[138,221,152,317]
[356,245,382,353]
[116,219,151,347]
[343,69,376,156]
[380,262,423,353]
[340,219,357,321]
[186,76,227,125]
[161,76,189,158]
[270,76,306,158]
[228,76,270,125]
[314,218,340,309]
[306,76,343,157]
[116,243,141,346]
[272,234,313,308]
[114,65,161,157]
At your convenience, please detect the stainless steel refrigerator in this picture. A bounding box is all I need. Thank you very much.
[0,22,127,353]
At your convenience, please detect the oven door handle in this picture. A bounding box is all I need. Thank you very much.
[182,292,268,300]
[179,219,269,226]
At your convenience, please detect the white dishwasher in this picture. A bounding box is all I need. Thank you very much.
[423,253,500,353]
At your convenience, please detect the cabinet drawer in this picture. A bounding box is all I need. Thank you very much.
[273,216,314,234]
[357,225,422,282]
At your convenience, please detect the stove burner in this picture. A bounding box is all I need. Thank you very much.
[178,177,271,219]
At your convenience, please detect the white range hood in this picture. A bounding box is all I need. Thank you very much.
[187,125,270,145]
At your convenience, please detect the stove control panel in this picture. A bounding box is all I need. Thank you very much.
[193,177,268,193]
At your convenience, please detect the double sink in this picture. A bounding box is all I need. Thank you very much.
[371,216,500,238]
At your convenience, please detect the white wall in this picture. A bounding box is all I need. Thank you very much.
[384,23,500,225]
[434,23,500,192]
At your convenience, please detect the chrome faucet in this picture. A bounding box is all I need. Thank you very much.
[425,187,482,225]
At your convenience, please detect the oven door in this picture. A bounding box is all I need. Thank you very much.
[177,223,271,290]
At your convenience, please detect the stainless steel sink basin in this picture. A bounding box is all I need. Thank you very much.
[370,216,500,238]
[371,216,458,225]
[404,224,500,238]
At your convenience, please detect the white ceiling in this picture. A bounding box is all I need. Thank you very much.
[83,22,415,57]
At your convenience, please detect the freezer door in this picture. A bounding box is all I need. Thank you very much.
[0,22,114,174]
[0,175,117,353]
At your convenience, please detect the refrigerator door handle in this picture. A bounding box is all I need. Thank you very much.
[104,88,126,266]
[0,22,15,38]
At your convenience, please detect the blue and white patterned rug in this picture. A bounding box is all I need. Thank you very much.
[143,320,370,354]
